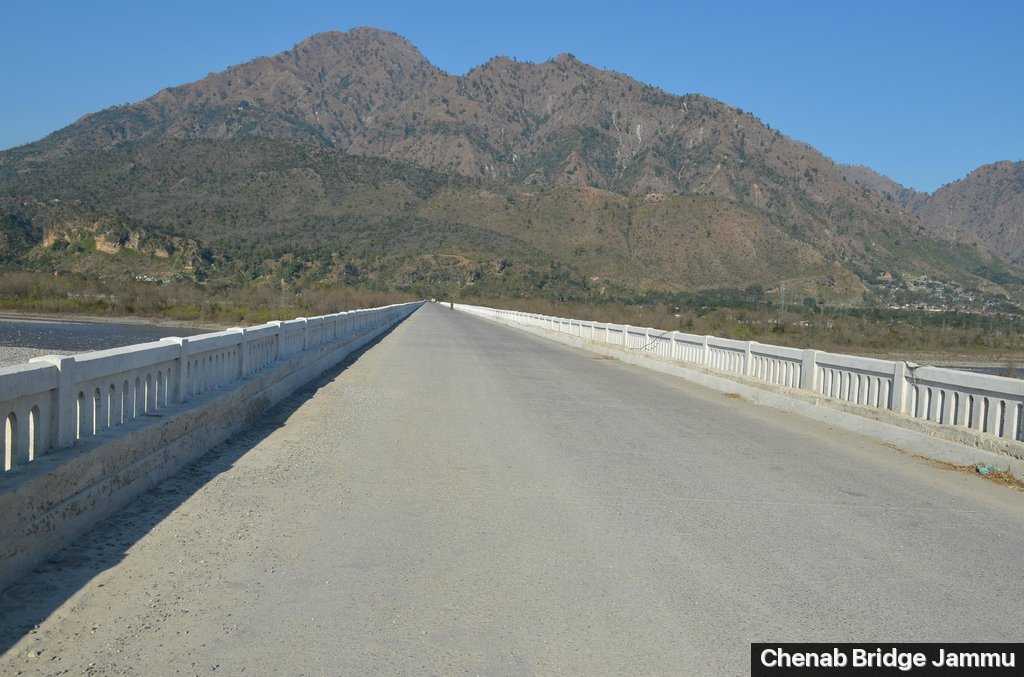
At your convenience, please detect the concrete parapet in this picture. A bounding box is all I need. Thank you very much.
[448,302,1024,479]
[0,302,422,590]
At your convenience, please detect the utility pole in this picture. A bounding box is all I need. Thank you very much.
[779,283,786,327]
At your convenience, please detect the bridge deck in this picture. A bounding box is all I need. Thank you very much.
[2,303,1021,674]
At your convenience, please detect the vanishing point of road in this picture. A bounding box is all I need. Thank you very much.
[1,303,1021,675]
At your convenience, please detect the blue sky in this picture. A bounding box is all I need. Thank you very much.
[1,1,1021,192]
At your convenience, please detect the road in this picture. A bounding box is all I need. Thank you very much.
[1,303,1022,675]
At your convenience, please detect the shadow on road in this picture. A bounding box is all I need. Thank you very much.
[0,328,397,657]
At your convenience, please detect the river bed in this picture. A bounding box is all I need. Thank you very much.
[0,317,208,367]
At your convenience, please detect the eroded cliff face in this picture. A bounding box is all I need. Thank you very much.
[0,203,211,282]
[41,220,178,258]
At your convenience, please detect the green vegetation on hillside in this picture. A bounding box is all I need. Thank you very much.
[0,271,413,324]
[3,137,1021,312]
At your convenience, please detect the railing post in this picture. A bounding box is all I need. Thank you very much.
[891,361,908,413]
[159,337,188,404]
[230,328,247,379]
[300,318,309,351]
[30,355,77,449]
[268,321,282,361]
[800,349,817,391]
[744,341,754,376]
[702,336,710,365]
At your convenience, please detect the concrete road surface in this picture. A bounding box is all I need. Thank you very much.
[1,303,1022,675]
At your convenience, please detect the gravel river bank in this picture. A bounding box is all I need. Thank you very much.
[0,317,208,367]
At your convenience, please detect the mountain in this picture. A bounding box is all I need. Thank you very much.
[839,161,1024,267]
[914,162,1024,264]
[0,137,864,298]
[1,27,1021,308]
[14,28,917,229]
[838,164,929,212]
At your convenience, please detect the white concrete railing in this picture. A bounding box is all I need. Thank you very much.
[0,302,421,472]
[452,303,1024,444]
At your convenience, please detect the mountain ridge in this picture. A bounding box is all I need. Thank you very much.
[838,160,1024,264]
[1,27,1022,309]
[915,160,1024,263]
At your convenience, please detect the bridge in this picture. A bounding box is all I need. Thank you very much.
[1,302,1022,674]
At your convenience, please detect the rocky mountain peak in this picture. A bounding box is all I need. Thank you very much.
[7,27,1024,283]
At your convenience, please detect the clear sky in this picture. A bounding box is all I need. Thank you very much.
[2,1,1021,192]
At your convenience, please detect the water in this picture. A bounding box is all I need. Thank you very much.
[0,317,208,367]
[936,364,1022,378]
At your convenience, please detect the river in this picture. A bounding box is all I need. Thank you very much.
[0,317,209,367]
